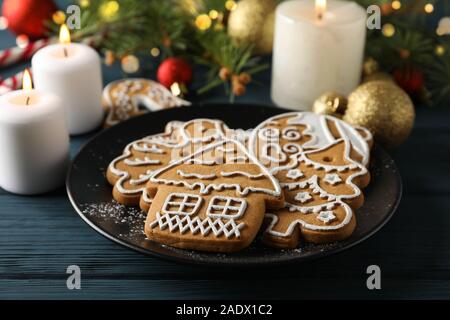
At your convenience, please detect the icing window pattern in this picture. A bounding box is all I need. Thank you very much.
[206,196,247,219]
[162,193,202,216]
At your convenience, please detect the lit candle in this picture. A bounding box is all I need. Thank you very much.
[271,0,366,109]
[32,24,104,135]
[0,70,69,195]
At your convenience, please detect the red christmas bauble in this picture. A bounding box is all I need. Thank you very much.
[393,67,424,96]
[2,0,56,39]
[157,57,193,88]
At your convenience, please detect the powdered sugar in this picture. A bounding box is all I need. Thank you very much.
[80,201,146,239]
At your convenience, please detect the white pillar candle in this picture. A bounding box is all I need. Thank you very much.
[32,25,103,135]
[0,73,69,195]
[271,0,366,109]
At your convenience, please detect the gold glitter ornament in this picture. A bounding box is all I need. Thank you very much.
[363,57,379,77]
[227,0,276,55]
[344,81,415,149]
[312,92,348,118]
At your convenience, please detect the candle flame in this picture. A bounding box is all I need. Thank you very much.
[315,0,327,20]
[59,23,71,44]
[22,69,33,90]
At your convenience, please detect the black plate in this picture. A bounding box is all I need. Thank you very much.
[67,104,402,266]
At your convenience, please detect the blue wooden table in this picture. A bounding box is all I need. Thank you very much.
[1,5,450,300]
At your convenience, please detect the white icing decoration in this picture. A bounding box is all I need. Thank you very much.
[124,157,161,166]
[282,143,302,155]
[102,78,190,127]
[333,119,370,166]
[294,192,312,203]
[142,189,153,204]
[150,138,282,197]
[164,120,184,133]
[176,170,216,180]
[108,137,170,195]
[247,112,370,237]
[149,212,245,238]
[354,125,373,143]
[285,201,335,213]
[179,119,228,144]
[133,144,165,154]
[265,200,351,233]
[248,111,370,166]
[323,173,342,185]
[129,170,154,185]
[196,125,207,133]
[258,127,280,141]
[186,159,217,165]
[281,127,301,141]
[217,146,237,153]
[144,134,179,148]
[220,171,264,179]
[286,169,304,180]
[261,143,287,163]
[226,128,253,145]
[206,196,247,219]
[268,151,365,234]
[317,211,336,224]
[161,193,202,216]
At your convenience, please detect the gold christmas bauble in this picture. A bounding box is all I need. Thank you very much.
[312,92,348,118]
[343,81,415,149]
[363,57,379,77]
[227,0,276,55]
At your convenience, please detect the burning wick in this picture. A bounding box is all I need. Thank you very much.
[22,69,33,106]
[59,24,71,58]
[315,0,327,21]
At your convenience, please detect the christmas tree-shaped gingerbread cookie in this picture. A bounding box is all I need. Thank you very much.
[107,119,230,208]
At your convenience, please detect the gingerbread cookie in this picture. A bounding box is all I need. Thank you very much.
[102,78,191,128]
[106,121,183,206]
[107,118,231,210]
[249,112,371,248]
[139,121,256,212]
[139,118,235,212]
[144,138,284,252]
[355,125,374,149]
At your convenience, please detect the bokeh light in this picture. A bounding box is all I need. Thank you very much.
[195,14,212,31]
[424,3,434,14]
[382,23,396,37]
[99,1,120,21]
[16,34,29,49]
[150,47,160,57]
[225,1,237,11]
[52,11,66,25]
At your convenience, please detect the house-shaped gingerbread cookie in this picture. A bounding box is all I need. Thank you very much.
[144,138,284,252]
